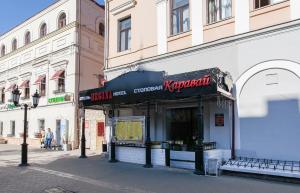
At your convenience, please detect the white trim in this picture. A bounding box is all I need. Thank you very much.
[235,0,250,34]
[291,0,300,20]
[191,0,203,46]
[156,0,168,54]
[234,60,300,149]
[110,0,136,16]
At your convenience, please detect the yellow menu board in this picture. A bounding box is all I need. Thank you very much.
[115,118,144,142]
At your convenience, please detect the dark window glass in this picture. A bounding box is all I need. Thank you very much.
[12,39,17,51]
[1,45,5,57]
[119,17,131,52]
[171,0,190,35]
[40,23,47,38]
[58,13,66,29]
[99,23,105,37]
[39,77,46,96]
[207,0,232,24]
[57,71,65,93]
[25,32,31,45]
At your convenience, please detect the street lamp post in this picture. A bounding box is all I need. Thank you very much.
[12,87,40,167]
[79,107,87,158]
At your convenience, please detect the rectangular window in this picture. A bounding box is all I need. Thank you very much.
[0,88,5,104]
[24,81,30,99]
[38,119,45,133]
[10,121,15,136]
[0,121,3,136]
[40,76,46,96]
[254,0,284,9]
[207,0,232,24]
[57,71,65,93]
[171,0,190,35]
[118,17,131,52]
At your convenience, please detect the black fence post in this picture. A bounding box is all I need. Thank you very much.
[144,101,152,168]
[194,96,205,175]
[110,106,117,163]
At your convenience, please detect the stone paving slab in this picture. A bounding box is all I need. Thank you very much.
[1,144,300,193]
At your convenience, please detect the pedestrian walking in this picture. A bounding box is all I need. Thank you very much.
[45,128,54,150]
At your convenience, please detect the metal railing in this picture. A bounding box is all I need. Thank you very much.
[203,142,217,151]
[223,157,300,172]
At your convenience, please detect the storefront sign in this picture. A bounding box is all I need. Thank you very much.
[48,96,65,103]
[164,75,211,93]
[48,95,72,104]
[91,91,112,102]
[215,114,224,127]
[80,68,233,106]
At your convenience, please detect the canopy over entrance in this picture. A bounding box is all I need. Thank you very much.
[79,68,234,107]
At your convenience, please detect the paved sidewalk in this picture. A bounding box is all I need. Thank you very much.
[1,144,300,193]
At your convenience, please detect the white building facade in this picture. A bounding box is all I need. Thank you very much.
[0,0,105,150]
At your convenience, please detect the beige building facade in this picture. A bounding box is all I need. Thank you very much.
[0,0,105,151]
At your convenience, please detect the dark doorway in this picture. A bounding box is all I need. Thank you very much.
[166,107,198,151]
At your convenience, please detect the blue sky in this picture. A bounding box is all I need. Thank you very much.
[0,0,105,35]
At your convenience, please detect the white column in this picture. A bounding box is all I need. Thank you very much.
[235,0,250,34]
[291,0,300,20]
[191,0,203,46]
[156,0,168,54]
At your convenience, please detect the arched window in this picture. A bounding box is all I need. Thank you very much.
[24,31,31,45]
[58,13,66,29]
[99,23,105,37]
[0,45,5,57]
[12,39,17,51]
[40,23,47,38]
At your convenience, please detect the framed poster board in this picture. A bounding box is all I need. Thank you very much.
[113,116,145,143]
[215,114,224,127]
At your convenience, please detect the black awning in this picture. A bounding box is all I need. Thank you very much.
[79,68,233,106]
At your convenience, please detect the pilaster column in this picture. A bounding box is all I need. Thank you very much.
[235,0,250,34]
[156,0,168,54]
[291,0,300,20]
[191,0,203,46]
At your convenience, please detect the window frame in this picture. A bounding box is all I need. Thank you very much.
[0,45,5,57]
[39,76,46,97]
[24,31,31,45]
[12,38,17,51]
[170,0,190,35]
[118,17,131,52]
[57,71,65,93]
[207,0,233,25]
[58,12,67,29]
[99,22,105,37]
[254,0,285,9]
[0,88,5,103]
[23,81,30,100]
[0,121,3,136]
[40,23,47,38]
[10,120,15,136]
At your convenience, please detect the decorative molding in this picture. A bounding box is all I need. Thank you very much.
[0,22,77,62]
[110,0,137,15]
[51,60,69,68]
[19,72,32,79]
